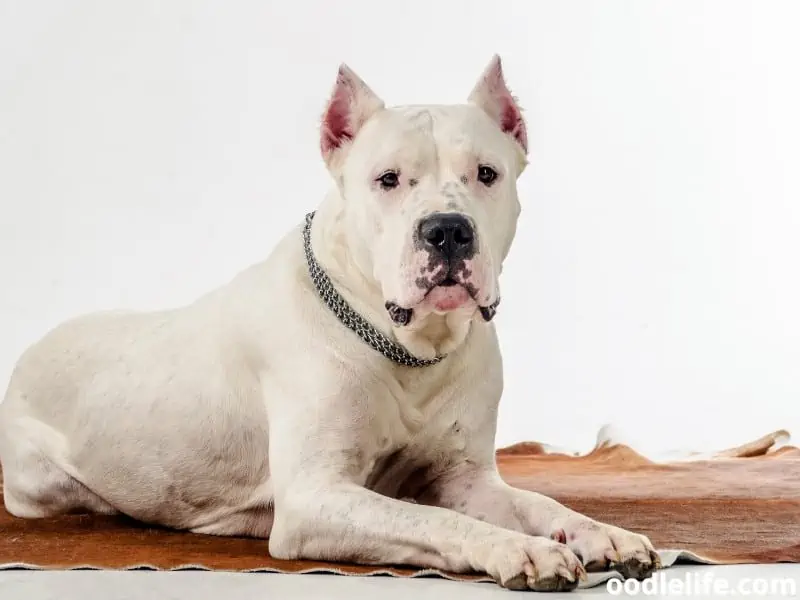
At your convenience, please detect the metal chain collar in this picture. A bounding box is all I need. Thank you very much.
[302,211,446,368]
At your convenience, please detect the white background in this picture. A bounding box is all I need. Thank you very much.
[1,1,798,455]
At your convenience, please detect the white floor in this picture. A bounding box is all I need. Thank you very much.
[1,565,798,600]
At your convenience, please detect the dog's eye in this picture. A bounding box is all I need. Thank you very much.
[376,171,400,190]
[477,165,498,186]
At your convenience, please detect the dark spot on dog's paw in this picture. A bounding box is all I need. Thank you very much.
[616,557,656,581]
[502,573,528,590]
[531,574,580,592]
[650,550,663,569]
[584,558,609,572]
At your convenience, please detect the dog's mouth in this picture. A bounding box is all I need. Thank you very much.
[385,275,500,326]
[424,282,472,313]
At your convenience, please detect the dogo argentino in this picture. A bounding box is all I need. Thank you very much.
[0,56,659,592]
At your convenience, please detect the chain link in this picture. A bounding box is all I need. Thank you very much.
[302,212,446,368]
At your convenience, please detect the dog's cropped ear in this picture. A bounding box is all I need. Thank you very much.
[468,55,528,155]
[320,64,385,168]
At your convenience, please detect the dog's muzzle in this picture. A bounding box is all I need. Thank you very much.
[384,212,499,326]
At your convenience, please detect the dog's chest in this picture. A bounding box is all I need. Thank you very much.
[353,355,476,499]
[362,400,467,500]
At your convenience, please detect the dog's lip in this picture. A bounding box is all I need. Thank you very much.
[421,280,497,306]
[395,279,496,311]
[425,284,473,312]
[391,285,497,314]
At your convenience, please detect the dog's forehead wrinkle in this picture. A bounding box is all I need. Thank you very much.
[407,109,434,132]
[387,104,487,148]
[393,104,447,118]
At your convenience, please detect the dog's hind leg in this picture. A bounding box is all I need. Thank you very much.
[0,414,117,518]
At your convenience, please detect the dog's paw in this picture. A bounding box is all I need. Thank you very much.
[551,519,661,581]
[473,533,586,592]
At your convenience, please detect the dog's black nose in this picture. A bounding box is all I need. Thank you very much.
[419,213,475,259]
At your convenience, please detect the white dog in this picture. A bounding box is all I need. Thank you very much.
[0,56,659,592]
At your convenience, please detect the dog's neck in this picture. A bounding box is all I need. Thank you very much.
[310,191,474,361]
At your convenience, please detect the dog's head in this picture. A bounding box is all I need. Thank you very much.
[320,56,527,333]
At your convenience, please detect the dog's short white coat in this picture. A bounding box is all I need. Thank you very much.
[0,56,657,591]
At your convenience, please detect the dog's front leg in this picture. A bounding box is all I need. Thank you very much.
[424,467,660,581]
[267,410,584,590]
[420,351,662,582]
[270,479,590,591]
